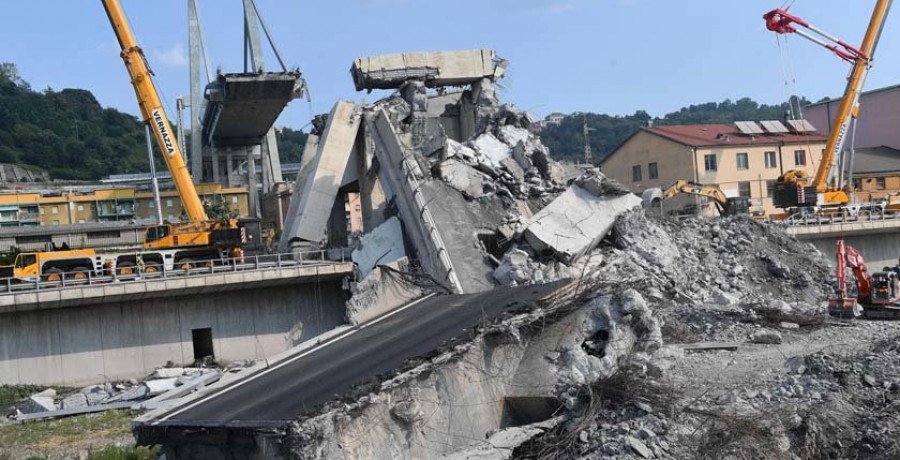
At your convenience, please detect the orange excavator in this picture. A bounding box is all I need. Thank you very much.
[829,239,900,318]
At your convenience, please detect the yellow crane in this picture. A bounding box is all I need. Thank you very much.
[102,0,243,266]
[764,0,893,209]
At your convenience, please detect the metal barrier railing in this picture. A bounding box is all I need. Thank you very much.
[0,250,349,295]
[785,208,900,226]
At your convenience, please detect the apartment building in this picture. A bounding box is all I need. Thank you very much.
[0,184,249,227]
[601,123,827,215]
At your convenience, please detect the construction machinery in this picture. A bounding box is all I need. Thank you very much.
[764,0,893,210]
[828,239,900,318]
[646,180,750,217]
[0,1,246,283]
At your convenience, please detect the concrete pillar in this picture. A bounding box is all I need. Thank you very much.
[188,0,209,183]
[247,146,260,218]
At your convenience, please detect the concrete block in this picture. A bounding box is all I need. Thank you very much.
[62,392,88,410]
[471,133,511,168]
[523,185,641,264]
[352,217,406,279]
[446,139,477,162]
[146,378,179,396]
[153,367,186,378]
[20,395,57,414]
[439,159,484,199]
[351,49,504,90]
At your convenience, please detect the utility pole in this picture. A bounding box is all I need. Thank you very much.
[583,115,593,165]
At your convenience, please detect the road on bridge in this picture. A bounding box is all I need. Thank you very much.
[146,281,568,428]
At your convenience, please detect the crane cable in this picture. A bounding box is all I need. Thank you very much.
[775,35,797,121]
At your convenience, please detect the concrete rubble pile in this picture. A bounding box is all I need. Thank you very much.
[276,48,900,460]
[4,364,244,423]
[283,203,900,459]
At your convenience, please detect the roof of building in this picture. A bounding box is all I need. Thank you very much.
[640,124,827,148]
[851,145,900,175]
[806,83,900,109]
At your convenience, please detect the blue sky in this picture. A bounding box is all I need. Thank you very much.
[2,0,897,130]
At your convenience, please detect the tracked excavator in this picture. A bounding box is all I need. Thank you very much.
[764,0,892,211]
[644,180,750,217]
[0,1,245,283]
[828,239,900,319]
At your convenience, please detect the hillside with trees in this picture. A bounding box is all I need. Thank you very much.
[0,63,310,181]
[539,96,812,164]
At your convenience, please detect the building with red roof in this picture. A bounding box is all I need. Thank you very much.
[600,122,827,215]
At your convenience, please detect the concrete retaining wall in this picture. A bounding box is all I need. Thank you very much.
[805,231,900,272]
[0,281,347,386]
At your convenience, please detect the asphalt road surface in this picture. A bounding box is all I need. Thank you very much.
[154,281,566,427]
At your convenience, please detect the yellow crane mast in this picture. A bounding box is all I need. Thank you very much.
[101,0,208,222]
[764,0,892,209]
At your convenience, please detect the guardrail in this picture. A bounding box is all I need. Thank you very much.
[0,250,350,295]
[785,208,900,226]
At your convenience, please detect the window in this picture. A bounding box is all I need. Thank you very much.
[736,153,749,170]
[853,178,862,190]
[166,199,173,208]
[632,165,642,182]
[764,151,777,169]
[877,177,886,190]
[51,206,58,214]
[766,180,776,196]
[15,254,37,269]
[738,181,751,198]
[77,204,84,212]
[52,220,59,225]
[149,200,156,209]
[146,226,170,242]
[232,196,239,204]
[704,154,717,172]
[78,219,85,224]
[794,150,807,166]
[648,162,658,180]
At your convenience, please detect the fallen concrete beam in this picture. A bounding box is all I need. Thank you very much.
[16,401,134,422]
[372,110,463,293]
[351,49,506,91]
[278,133,320,252]
[279,101,361,248]
[131,372,222,411]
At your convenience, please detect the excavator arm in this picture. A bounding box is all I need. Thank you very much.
[836,239,873,303]
[661,180,737,215]
[764,1,892,200]
[101,0,209,223]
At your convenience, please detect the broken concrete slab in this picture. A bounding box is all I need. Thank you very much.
[352,216,406,279]
[20,395,57,414]
[522,185,641,264]
[153,368,186,379]
[146,378,179,396]
[351,49,506,91]
[61,392,88,410]
[440,159,484,199]
[16,401,134,422]
[446,139,477,162]
[471,133,511,168]
[131,372,222,411]
[280,100,361,249]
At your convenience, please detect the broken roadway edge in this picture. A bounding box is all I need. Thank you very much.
[132,281,572,445]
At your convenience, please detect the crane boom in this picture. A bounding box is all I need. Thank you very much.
[765,1,893,197]
[101,0,209,222]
